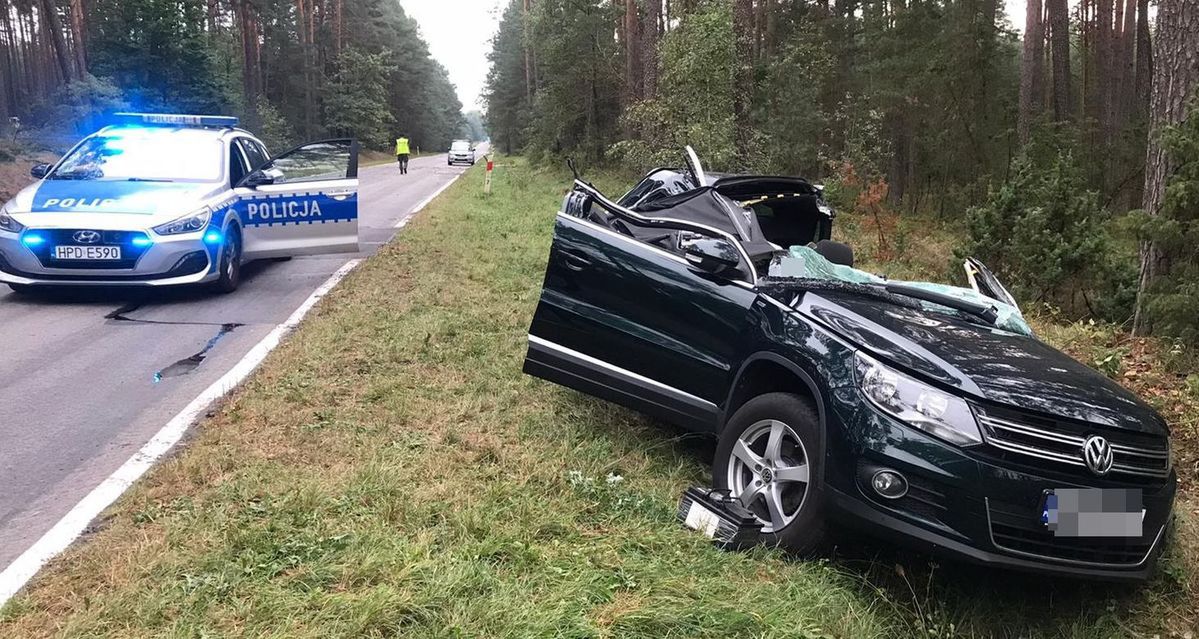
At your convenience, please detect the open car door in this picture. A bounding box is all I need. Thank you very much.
[235,139,359,259]
[963,257,1021,313]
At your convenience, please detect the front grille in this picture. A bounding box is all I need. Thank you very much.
[988,497,1159,566]
[31,229,151,270]
[975,405,1169,480]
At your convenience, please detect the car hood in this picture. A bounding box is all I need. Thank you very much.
[5,179,224,227]
[792,290,1167,436]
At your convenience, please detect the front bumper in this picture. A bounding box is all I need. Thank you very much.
[449,155,474,163]
[826,389,1177,581]
[0,229,217,287]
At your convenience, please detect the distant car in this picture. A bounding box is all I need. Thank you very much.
[0,113,361,294]
[448,140,475,166]
[523,146,1175,581]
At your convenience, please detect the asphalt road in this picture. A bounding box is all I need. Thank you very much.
[0,147,485,571]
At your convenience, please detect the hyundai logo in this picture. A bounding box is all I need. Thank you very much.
[72,230,101,244]
[1083,435,1114,476]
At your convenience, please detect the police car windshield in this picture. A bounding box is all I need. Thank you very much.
[49,127,224,183]
[451,141,471,151]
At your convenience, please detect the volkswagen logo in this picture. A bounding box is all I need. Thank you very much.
[1082,435,1114,476]
[72,230,101,244]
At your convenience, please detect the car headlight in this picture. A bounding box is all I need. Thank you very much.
[0,205,24,233]
[854,352,982,447]
[152,207,212,236]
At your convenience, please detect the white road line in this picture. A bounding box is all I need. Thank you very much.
[395,172,463,228]
[0,259,362,607]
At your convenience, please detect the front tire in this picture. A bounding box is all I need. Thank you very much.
[6,283,35,295]
[713,392,827,554]
[211,228,242,294]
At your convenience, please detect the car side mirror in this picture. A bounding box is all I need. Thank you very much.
[30,163,49,179]
[683,237,741,276]
[240,169,276,188]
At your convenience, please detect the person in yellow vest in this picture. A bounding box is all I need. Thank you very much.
[395,134,411,174]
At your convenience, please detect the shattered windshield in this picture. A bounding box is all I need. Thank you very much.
[768,245,1033,336]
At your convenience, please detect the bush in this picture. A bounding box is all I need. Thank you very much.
[609,1,739,172]
[253,98,296,154]
[960,150,1136,320]
[28,74,127,133]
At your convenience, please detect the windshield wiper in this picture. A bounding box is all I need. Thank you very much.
[48,172,97,180]
[125,177,174,182]
[883,282,999,325]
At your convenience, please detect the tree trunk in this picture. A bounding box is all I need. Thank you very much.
[69,0,87,76]
[624,0,642,107]
[1116,0,1137,130]
[733,0,754,165]
[523,0,532,103]
[763,0,777,57]
[641,0,660,100]
[1047,0,1072,121]
[1133,0,1199,335]
[235,0,262,108]
[1095,0,1113,137]
[38,0,74,82]
[1019,0,1046,144]
[1134,0,1151,119]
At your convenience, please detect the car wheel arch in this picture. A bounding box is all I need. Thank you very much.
[223,218,243,249]
[722,352,827,447]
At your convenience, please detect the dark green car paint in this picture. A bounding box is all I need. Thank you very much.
[525,183,1175,581]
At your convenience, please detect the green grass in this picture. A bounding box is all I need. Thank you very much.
[1,158,1196,637]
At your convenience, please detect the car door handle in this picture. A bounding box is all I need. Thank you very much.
[324,190,355,201]
[561,251,592,271]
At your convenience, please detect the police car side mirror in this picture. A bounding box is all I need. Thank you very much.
[30,163,50,179]
[240,169,275,188]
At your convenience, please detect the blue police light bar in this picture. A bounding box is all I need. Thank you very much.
[111,113,239,128]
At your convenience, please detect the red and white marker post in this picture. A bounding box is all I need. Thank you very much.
[484,156,494,195]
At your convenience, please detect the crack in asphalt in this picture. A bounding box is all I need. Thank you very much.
[105,302,243,328]
[102,302,246,382]
[153,323,242,383]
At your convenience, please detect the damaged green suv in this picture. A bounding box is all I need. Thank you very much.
[523,148,1175,581]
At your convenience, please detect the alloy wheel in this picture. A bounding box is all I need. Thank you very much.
[725,419,811,533]
[224,234,239,280]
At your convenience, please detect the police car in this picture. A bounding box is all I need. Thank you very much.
[0,113,360,294]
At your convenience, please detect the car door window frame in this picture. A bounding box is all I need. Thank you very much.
[239,137,270,172]
[228,138,251,188]
[569,180,759,287]
[239,138,358,188]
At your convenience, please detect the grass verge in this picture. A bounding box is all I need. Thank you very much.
[1,158,1196,637]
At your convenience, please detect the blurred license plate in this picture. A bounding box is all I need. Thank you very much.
[54,246,121,260]
[1040,488,1144,537]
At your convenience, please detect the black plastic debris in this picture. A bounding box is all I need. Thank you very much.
[677,486,763,550]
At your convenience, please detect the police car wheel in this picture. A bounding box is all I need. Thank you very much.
[212,228,242,294]
[7,283,35,295]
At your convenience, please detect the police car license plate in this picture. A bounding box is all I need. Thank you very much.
[54,246,122,260]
